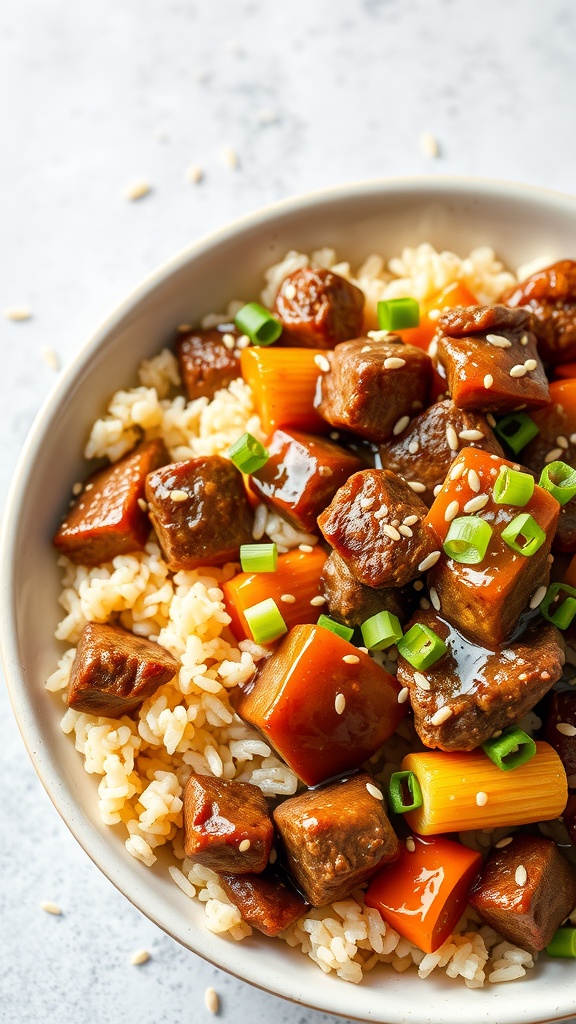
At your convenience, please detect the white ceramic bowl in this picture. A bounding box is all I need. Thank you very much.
[2,178,576,1024]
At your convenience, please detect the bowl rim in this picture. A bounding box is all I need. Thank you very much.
[2,175,576,1024]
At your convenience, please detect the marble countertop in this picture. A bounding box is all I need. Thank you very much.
[2,1,576,1021]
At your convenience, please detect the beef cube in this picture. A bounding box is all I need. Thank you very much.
[320,550,412,628]
[219,869,308,936]
[469,834,576,953]
[502,260,576,366]
[425,448,559,646]
[183,775,273,874]
[176,323,241,401]
[236,623,406,787]
[521,401,576,553]
[66,621,178,718]
[54,439,169,566]
[318,469,439,589]
[250,428,364,532]
[378,400,504,507]
[273,266,364,350]
[397,611,564,751]
[436,305,549,413]
[273,773,398,906]
[316,337,432,443]
[146,455,253,570]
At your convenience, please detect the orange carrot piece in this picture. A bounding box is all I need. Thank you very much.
[365,835,482,952]
[222,546,327,642]
[240,347,327,434]
[549,379,576,422]
[398,281,479,351]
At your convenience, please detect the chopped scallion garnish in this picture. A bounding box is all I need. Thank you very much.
[316,614,354,642]
[397,623,447,670]
[234,302,282,346]
[360,610,403,651]
[540,582,576,630]
[501,513,546,557]
[481,726,537,771]
[443,516,492,565]
[546,927,576,958]
[244,597,287,644]
[538,461,576,506]
[492,466,535,507]
[229,432,269,474]
[388,770,423,814]
[494,412,539,455]
[377,297,420,331]
[240,543,278,573]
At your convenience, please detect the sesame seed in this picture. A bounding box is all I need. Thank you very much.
[449,462,465,480]
[383,524,401,541]
[384,356,406,369]
[545,447,564,464]
[170,489,188,502]
[509,364,528,378]
[4,305,32,321]
[221,332,236,350]
[343,654,360,665]
[444,500,460,522]
[137,498,148,512]
[366,782,384,800]
[433,484,442,497]
[556,722,576,737]
[430,705,453,726]
[418,551,441,572]
[406,836,416,853]
[414,671,430,690]
[40,346,60,371]
[72,482,83,496]
[221,145,239,169]
[520,334,530,346]
[39,901,62,915]
[524,358,538,371]
[420,597,431,610]
[408,481,426,493]
[185,164,204,184]
[486,334,512,348]
[495,836,513,849]
[122,179,152,201]
[397,687,409,704]
[310,595,326,607]
[467,469,481,492]
[361,345,372,353]
[515,865,527,886]
[393,415,410,436]
[446,425,459,450]
[529,585,547,610]
[299,544,314,553]
[476,791,488,807]
[399,525,413,538]
[280,593,296,604]
[460,429,484,442]
[428,309,441,322]
[283,282,297,301]
[484,374,494,389]
[429,587,441,611]
[428,338,439,358]
[205,987,219,1015]
[570,433,576,445]
[420,131,439,158]
[404,514,419,526]
[413,580,424,591]
[463,494,489,513]
[130,949,150,965]
[556,435,569,449]
[367,329,390,341]
[360,496,375,510]
[540,670,550,680]
[237,334,250,349]
[408,440,420,454]
[486,413,497,427]
[318,465,333,477]
[238,839,251,852]
[314,354,331,372]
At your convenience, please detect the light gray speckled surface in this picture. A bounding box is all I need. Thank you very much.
[2,2,576,1022]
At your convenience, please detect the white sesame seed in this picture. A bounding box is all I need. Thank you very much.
[137,498,148,512]
[429,587,441,611]
[524,358,538,371]
[509,364,528,378]
[420,597,431,610]
[414,671,430,690]
[393,415,410,436]
[357,646,368,654]
[463,494,489,513]
[383,524,401,541]
[486,334,512,348]
[360,496,375,510]
[318,465,333,478]
[545,447,564,464]
[314,354,331,372]
[520,334,530,346]
[221,145,239,169]
[418,551,441,572]
[449,462,465,480]
[446,425,459,451]
[399,525,413,538]
[366,329,390,341]
[484,374,494,389]
[556,435,569,449]
[431,705,453,726]
[404,514,419,526]
[239,839,251,852]
[556,722,576,737]
[460,429,484,442]
[408,481,427,493]
[397,687,409,704]
[570,433,576,445]
[122,179,152,201]
[130,949,150,965]
[221,332,236,351]
[237,334,250,349]
[82,482,93,492]
[420,131,439,158]
[299,544,314,553]
[366,782,384,800]
[529,585,547,610]
[428,309,441,322]
[283,282,297,300]
[185,164,204,184]
[343,654,360,665]
[40,346,60,371]
[310,595,326,607]
[444,500,460,522]
[433,484,442,497]
[486,413,497,428]
[476,791,488,807]
[467,469,481,492]
[252,503,268,540]
[4,305,32,321]
[205,987,220,1015]
[170,489,189,502]
[495,836,513,849]
[406,836,416,853]
[384,356,406,369]
[39,901,62,916]
[515,865,527,886]
[280,593,296,604]
[72,482,83,496]
[408,440,420,454]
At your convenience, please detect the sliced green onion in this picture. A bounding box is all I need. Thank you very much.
[360,610,403,651]
[482,726,537,771]
[377,297,420,331]
[501,513,546,557]
[229,432,269,474]
[443,516,492,565]
[538,461,576,506]
[540,582,576,630]
[240,543,278,573]
[546,927,576,958]
[492,466,535,507]
[397,623,447,670]
[494,412,540,455]
[388,771,423,814]
[244,598,287,644]
[316,614,354,642]
[234,302,282,346]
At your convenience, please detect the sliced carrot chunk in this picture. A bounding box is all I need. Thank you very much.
[240,346,327,434]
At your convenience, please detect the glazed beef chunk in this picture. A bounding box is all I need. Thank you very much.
[66,621,178,718]
[502,260,576,366]
[146,455,253,570]
[469,834,576,953]
[183,775,273,874]
[521,401,576,553]
[249,428,363,532]
[54,438,168,566]
[320,550,412,628]
[396,611,564,751]
[273,266,364,349]
[436,305,549,413]
[318,469,438,589]
[544,690,576,844]
[176,323,241,400]
[219,870,307,936]
[379,400,504,507]
[273,773,398,906]
[316,337,432,443]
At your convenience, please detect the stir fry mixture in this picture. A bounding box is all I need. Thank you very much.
[49,248,576,985]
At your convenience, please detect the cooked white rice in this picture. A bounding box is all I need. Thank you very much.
[48,242,564,987]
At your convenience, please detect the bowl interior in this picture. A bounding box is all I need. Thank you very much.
[3,178,576,1024]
